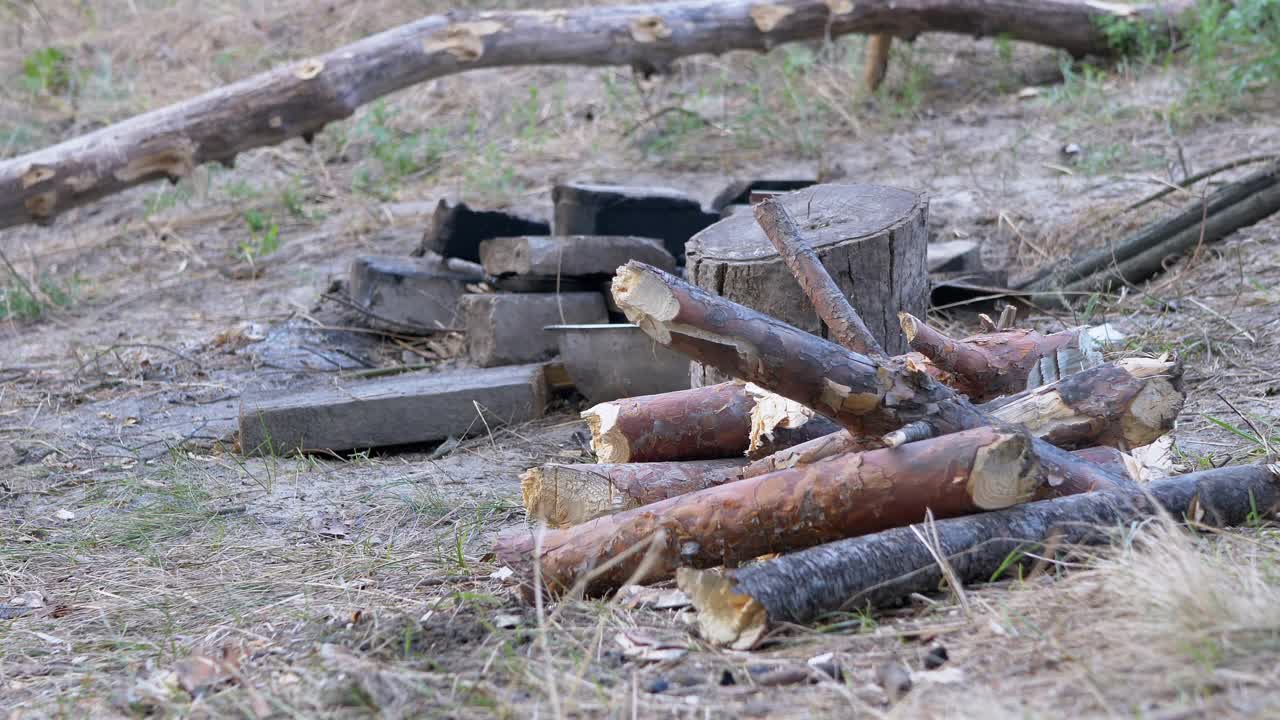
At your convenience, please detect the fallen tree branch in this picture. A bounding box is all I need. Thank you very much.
[1022,160,1280,295]
[678,463,1280,649]
[611,261,1146,493]
[1,0,1196,230]
[497,426,1048,596]
[755,196,884,356]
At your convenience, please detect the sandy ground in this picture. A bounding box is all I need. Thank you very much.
[2,1,1280,718]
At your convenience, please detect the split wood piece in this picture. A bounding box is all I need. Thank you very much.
[612,261,1137,494]
[0,0,1197,230]
[458,292,608,367]
[899,313,1100,401]
[863,34,893,93]
[745,386,843,459]
[551,183,718,262]
[678,463,1280,649]
[348,254,483,333]
[686,184,928,378]
[1022,160,1280,294]
[740,430,880,479]
[521,459,747,528]
[414,199,549,263]
[496,426,1047,596]
[755,196,885,357]
[479,235,676,279]
[582,383,754,464]
[239,363,547,455]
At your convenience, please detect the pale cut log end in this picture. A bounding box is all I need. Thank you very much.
[677,567,767,651]
[1117,356,1179,380]
[897,312,919,343]
[969,432,1041,509]
[522,465,618,529]
[581,403,630,463]
[1119,377,1185,448]
[745,383,815,455]
[612,263,678,344]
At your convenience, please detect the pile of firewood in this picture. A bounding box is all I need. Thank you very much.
[495,197,1280,650]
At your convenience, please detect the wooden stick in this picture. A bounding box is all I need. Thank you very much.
[611,261,1139,494]
[496,426,1047,596]
[581,383,753,463]
[755,197,884,357]
[863,34,893,93]
[1,0,1196,230]
[678,463,1280,649]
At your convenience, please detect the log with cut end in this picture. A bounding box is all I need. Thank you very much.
[678,463,1280,650]
[899,313,1102,401]
[582,381,839,464]
[611,261,1145,493]
[582,383,754,463]
[0,0,1196,231]
[495,426,1047,596]
[521,459,746,528]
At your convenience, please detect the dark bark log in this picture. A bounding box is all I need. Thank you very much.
[678,463,1280,649]
[496,426,1047,596]
[612,261,1138,494]
[899,313,1099,402]
[1022,160,1280,297]
[754,196,885,357]
[521,458,746,528]
[0,0,1194,231]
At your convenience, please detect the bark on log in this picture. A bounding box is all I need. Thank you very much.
[899,313,1101,402]
[582,381,838,463]
[678,463,1280,649]
[754,196,885,357]
[612,261,1147,493]
[686,184,929,384]
[1022,160,1280,297]
[0,0,1195,231]
[496,426,1048,596]
[532,443,1139,527]
[521,458,746,528]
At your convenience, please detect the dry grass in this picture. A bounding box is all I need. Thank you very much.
[2,0,1280,718]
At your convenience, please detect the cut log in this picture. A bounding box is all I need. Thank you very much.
[459,292,608,367]
[686,184,928,382]
[479,235,675,279]
[611,261,1141,493]
[496,426,1049,596]
[0,0,1197,230]
[582,381,841,464]
[582,382,754,464]
[521,459,746,528]
[899,313,1101,401]
[239,363,546,454]
[551,183,718,262]
[414,199,550,263]
[754,197,886,357]
[678,463,1280,649]
[347,254,483,333]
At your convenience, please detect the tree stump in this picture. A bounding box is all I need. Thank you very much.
[684,184,928,385]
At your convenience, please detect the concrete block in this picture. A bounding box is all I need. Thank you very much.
[459,292,608,367]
